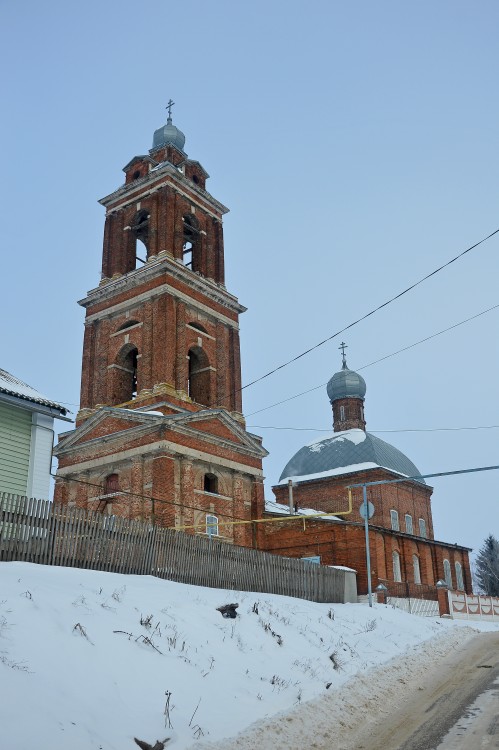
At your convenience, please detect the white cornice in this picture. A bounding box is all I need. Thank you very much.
[56,439,264,478]
[99,163,229,218]
[78,255,247,314]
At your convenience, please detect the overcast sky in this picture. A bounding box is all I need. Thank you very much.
[2,1,498,558]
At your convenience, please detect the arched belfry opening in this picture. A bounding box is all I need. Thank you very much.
[112,344,139,404]
[132,210,150,268]
[183,214,200,270]
[188,346,211,405]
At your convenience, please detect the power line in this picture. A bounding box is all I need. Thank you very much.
[241,228,499,391]
[246,301,499,417]
[52,472,348,530]
[51,473,250,523]
[248,424,499,434]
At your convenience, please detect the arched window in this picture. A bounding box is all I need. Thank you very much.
[104,474,119,495]
[206,514,219,538]
[132,210,150,268]
[188,346,211,405]
[112,344,138,404]
[339,405,345,421]
[390,510,399,531]
[392,551,402,582]
[443,559,452,588]
[183,214,199,270]
[405,514,413,535]
[418,518,427,538]
[413,554,421,584]
[455,562,464,590]
[204,473,218,494]
[98,474,120,515]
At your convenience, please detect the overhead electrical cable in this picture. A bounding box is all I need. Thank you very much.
[246,301,499,417]
[241,228,499,391]
[247,424,499,434]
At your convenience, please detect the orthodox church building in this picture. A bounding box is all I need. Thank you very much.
[54,109,471,596]
[54,108,267,548]
[264,351,472,595]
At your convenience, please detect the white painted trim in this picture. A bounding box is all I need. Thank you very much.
[194,489,233,501]
[56,439,264,478]
[83,283,239,329]
[26,413,54,500]
[101,171,228,219]
[110,322,144,337]
[186,324,215,341]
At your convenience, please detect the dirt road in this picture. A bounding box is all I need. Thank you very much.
[354,631,499,750]
[199,628,499,750]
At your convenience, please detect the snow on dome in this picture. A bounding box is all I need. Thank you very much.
[306,429,367,451]
[278,431,425,485]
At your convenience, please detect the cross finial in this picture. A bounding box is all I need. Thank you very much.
[166,98,175,122]
[339,341,348,368]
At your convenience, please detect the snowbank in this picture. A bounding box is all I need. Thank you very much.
[0,562,496,750]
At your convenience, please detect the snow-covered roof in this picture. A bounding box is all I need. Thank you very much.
[278,428,426,486]
[264,498,341,522]
[0,369,68,416]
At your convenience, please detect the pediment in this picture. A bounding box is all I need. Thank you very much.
[163,408,268,456]
[55,406,267,459]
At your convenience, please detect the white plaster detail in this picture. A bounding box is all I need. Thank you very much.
[83,283,240,329]
[56,442,263,477]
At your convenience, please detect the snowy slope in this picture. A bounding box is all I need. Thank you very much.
[0,562,496,750]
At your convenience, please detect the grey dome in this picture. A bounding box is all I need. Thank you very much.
[279,429,425,485]
[327,366,366,403]
[152,117,186,151]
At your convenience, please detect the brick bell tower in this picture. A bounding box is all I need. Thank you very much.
[54,103,267,546]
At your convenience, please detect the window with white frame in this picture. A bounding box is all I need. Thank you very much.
[443,558,452,588]
[390,510,399,531]
[392,551,402,582]
[419,518,427,538]
[413,554,421,584]
[206,514,219,538]
[405,514,413,535]
[340,405,345,421]
[455,561,464,590]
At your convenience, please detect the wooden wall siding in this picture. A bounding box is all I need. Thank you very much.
[0,492,351,604]
[0,403,32,495]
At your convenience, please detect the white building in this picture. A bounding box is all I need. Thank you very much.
[0,369,70,500]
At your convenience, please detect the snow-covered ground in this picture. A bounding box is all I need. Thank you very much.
[0,563,497,750]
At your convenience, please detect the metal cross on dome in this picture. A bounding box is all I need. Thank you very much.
[166,98,175,120]
[339,341,348,367]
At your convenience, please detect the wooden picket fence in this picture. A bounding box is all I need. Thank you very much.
[0,492,352,603]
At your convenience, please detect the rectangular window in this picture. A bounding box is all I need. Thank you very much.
[443,559,452,588]
[390,510,399,531]
[419,518,427,538]
[405,514,413,535]
[393,551,402,582]
[206,514,218,538]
